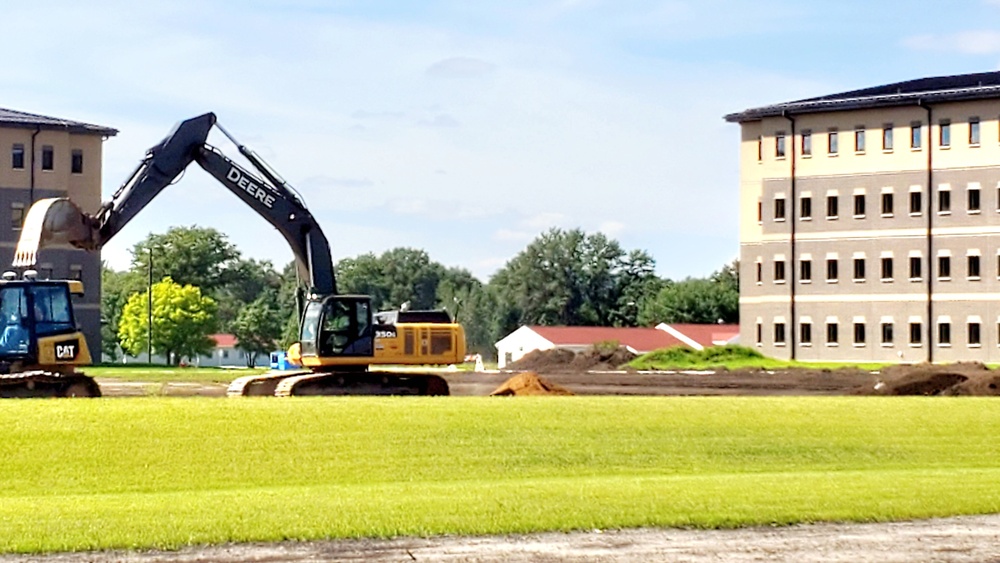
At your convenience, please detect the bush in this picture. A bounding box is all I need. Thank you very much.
[628,345,764,370]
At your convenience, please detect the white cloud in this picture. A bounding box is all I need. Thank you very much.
[493,229,533,242]
[426,57,496,78]
[598,220,626,237]
[902,31,1000,54]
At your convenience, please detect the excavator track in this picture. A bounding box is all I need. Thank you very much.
[229,370,450,397]
[0,371,101,398]
[274,371,450,396]
[226,371,311,397]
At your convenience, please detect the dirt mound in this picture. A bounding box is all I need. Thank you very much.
[874,362,1000,396]
[570,347,637,371]
[509,347,636,372]
[490,372,574,396]
[508,349,578,372]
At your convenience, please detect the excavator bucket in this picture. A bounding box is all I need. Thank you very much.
[13,198,95,268]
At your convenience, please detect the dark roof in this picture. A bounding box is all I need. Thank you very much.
[0,107,117,136]
[725,71,1000,123]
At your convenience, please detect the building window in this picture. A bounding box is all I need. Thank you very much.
[756,322,762,345]
[800,260,812,282]
[801,130,812,156]
[881,192,893,216]
[757,136,763,161]
[853,194,865,217]
[774,323,786,345]
[69,265,83,281]
[855,127,865,153]
[938,256,951,280]
[910,322,922,345]
[969,322,981,346]
[11,203,24,231]
[39,265,53,280]
[774,197,786,220]
[71,149,83,174]
[883,124,894,151]
[826,322,839,345]
[757,201,762,223]
[910,190,922,215]
[11,144,24,169]
[939,190,951,214]
[826,259,839,282]
[800,197,812,219]
[881,257,893,281]
[827,195,839,219]
[854,323,866,345]
[910,256,922,280]
[938,322,951,346]
[939,119,951,147]
[969,185,981,212]
[970,117,980,146]
[41,145,53,171]
[801,323,812,345]
[911,122,922,149]
[774,260,786,283]
[828,129,839,155]
[881,323,894,345]
[756,261,762,284]
[968,255,981,279]
[853,258,865,281]
[776,132,786,158]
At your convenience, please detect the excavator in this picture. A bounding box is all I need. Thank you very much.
[7,113,465,397]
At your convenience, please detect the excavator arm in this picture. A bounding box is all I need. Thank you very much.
[14,113,336,295]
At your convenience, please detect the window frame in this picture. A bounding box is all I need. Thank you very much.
[41,145,54,171]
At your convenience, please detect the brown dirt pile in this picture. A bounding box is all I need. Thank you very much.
[873,362,1000,396]
[509,347,636,372]
[490,372,574,396]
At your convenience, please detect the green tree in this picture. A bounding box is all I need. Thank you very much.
[337,248,445,311]
[129,227,240,293]
[231,290,284,367]
[118,277,218,365]
[488,228,656,334]
[100,263,144,360]
[640,276,738,325]
[213,258,281,329]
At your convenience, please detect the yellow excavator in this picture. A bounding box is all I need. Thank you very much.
[11,113,465,397]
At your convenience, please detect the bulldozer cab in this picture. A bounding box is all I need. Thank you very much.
[298,295,374,359]
[0,279,77,360]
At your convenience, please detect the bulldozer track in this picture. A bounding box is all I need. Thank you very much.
[0,370,101,398]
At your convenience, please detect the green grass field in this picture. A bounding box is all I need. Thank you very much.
[86,365,268,383]
[1,396,999,553]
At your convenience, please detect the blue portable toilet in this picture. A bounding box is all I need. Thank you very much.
[270,351,296,370]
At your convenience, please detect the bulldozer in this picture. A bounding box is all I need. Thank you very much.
[0,269,100,397]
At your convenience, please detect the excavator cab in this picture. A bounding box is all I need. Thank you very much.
[299,295,374,360]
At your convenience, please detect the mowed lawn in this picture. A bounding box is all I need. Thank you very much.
[1,397,999,553]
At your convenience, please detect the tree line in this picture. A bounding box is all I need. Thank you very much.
[102,226,738,365]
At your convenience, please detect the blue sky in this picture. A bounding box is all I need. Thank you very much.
[3,1,1000,281]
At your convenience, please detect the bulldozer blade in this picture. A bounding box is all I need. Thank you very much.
[13,198,95,268]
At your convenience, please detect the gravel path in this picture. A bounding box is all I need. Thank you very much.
[6,515,1000,562]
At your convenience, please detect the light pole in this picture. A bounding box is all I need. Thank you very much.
[147,246,153,363]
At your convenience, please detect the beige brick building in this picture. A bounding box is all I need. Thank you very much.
[726,72,1000,363]
[0,108,117,355]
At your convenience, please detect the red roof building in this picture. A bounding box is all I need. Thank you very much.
[495,324,739,368]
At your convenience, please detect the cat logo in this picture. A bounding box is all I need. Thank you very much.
[54,339,79,361]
